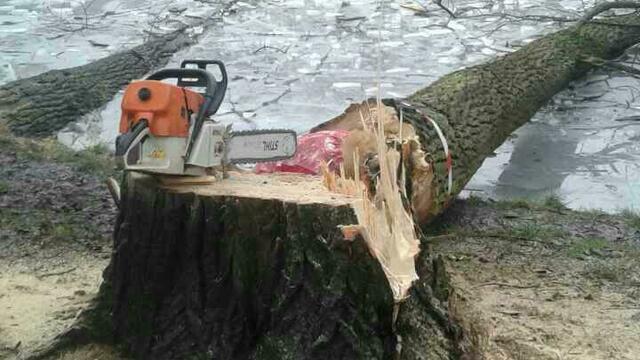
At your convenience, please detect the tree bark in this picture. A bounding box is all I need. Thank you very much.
[109,174,407,359]
[105,172,468,360]
[401,13,640,221]
[0,28,196,137]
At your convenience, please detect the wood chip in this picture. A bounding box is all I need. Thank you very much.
[89,40,109,48]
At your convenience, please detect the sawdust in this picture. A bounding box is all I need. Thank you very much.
[453,271,640,359]
[161,171,355,206]
[0,257,108,359]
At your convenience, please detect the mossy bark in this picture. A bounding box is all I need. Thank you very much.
[106,174,469,359]
[108,174,406,359]
[393,14,640,221]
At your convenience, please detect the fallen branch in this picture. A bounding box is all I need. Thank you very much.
[36,267,77,279]
[581,55,640,79]
[434,0,456,18]
[253,44,290,54]
[580,1,640,24]
[474,282,540,289]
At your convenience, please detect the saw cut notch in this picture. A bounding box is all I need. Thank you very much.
[158,175,218,186]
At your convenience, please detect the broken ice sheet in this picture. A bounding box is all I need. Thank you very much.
[386,67,410,73]
[332,82,361,89]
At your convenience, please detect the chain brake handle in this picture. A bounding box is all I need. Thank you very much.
[179,60,228,117]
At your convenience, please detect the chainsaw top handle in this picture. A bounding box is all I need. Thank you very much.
[147,62,228,161]
[179,60,228,117]
[145,63,227,118]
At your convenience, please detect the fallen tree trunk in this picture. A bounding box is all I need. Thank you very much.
[0,0,244,138]
[313,12,640,224]
[401,13,640,220]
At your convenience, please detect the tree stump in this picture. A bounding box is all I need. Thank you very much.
[108,173,462,359]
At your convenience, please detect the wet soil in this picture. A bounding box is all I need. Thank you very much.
[428,199,640,359]
[0,133,116,359]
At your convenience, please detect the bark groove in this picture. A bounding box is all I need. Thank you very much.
[109,175,405,359]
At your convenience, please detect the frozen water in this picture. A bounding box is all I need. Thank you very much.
[3,0,640,212]
[466,70,640,212]
[0,0,226,83]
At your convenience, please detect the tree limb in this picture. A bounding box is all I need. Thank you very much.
[434,0,456,18]
[581,55,640,79]
[580,1,640,24]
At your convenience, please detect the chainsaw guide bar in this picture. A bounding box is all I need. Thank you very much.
[227,129,297,164]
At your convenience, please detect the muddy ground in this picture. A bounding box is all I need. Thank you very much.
[0,128,116,359]
[0,130,638,359]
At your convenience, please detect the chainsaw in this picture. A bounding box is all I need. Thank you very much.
[115,60,297,177]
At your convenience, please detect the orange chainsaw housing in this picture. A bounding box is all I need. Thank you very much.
[119,80,204,137]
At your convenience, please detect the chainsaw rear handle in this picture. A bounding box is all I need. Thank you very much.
[179,60,228,117]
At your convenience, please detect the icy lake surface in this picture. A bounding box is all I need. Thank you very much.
[2,0,640,212]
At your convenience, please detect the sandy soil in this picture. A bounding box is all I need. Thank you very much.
[0,254,109,359]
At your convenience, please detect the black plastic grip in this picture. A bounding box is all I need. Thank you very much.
[146,68,217,100]
[180,60,228,117]
[144,61,229,161]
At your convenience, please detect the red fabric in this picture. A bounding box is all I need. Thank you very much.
[255,130,350,175]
